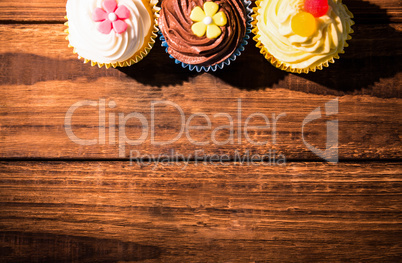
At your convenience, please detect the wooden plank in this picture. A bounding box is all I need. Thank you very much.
[0,161,401,262]
[0,0,401,23]
[0,0,65,22]
[0,24,401,159]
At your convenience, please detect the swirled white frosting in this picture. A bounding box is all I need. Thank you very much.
[66,0,152,64]
[256,0,353,70]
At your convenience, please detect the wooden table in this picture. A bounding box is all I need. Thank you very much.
[0,0,401,262]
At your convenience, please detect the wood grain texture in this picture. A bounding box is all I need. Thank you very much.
[0,162,401,262]
[0,0,401,23]
[0,24,401,159]
[0,0,401,262]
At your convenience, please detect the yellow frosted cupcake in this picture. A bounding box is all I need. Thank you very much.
[65,0,159,68]
[252,0,354,73]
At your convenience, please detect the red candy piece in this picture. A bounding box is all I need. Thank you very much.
[304,0,329,17]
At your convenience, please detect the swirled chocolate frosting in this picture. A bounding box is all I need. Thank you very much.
[159,0,247,66]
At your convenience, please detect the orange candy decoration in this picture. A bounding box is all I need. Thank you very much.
[291,11,317,37]
[291,0,329,37]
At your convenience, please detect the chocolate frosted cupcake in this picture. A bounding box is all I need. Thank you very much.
[159,0,252,72]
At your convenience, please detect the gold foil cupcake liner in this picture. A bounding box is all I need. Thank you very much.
[252,0,354,74]
[64,0,159,68]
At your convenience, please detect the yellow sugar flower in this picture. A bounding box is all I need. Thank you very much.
[190,1,227,39]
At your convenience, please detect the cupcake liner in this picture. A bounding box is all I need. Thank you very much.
[160,0,253,73]
[65,0,159,69]
[252,0,354,74]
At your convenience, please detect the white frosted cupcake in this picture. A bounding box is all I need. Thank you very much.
[65,0,159,68]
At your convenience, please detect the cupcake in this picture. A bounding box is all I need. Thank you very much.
[65,0,159,68]
[159,0,252,72]
[252,0,354,73]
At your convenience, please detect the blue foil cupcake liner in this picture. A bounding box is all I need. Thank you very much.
[160,0,253,72]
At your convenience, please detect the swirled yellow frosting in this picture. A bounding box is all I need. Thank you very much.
[254,0,354,72]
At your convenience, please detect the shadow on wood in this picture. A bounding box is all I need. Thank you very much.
[0,231,162,263]
[117,42,199,87]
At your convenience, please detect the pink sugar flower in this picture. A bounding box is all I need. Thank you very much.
[92,0,130,34]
